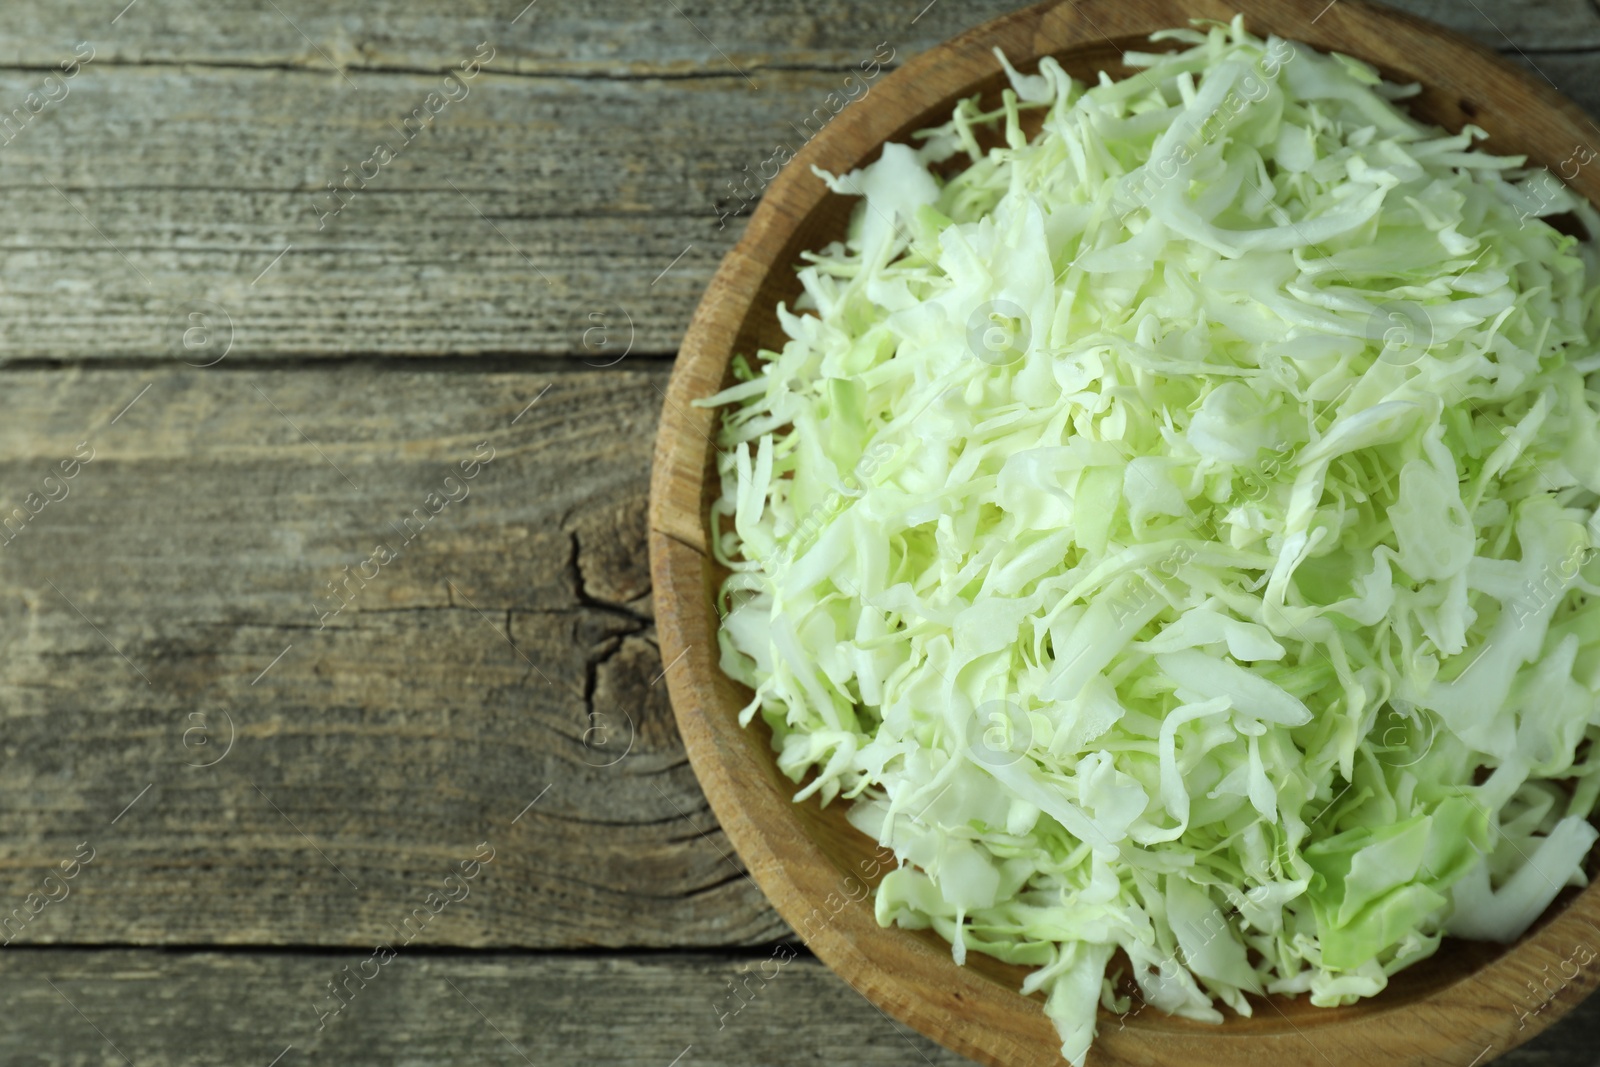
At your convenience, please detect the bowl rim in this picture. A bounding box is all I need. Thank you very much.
[648,1,1600,1064]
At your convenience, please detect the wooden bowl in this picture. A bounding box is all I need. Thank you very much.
[649,1,1600,1063]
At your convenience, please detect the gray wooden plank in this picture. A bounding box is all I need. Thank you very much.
[1,949,968,1066]
[0,365,784,949]
[0,64,775,360]
[2,948,1598,1066]
[1382,0,1600,51]
[0,0,1587,74]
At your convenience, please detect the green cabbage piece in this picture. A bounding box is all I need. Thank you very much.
[698,17,1600,1064]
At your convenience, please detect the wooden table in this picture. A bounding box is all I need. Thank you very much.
[0,2,1596,1063]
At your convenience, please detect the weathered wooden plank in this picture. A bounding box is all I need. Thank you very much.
[0,365,785,948]
[0,59,897,360]
[0,950,968,1066]
[2,948,1599,1066]
[0,64,784,360]
[1382,0,1600,51]
[0,0,1587,75]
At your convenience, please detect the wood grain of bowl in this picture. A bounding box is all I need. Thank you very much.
[648,1,1600,1063]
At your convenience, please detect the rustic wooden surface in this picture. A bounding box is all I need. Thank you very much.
[0,950,974,1066]
[0,0,1593,1063]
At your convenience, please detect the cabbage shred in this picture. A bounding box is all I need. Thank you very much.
[699,19,1600,1064]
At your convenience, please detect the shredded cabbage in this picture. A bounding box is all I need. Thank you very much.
[698,18,1600,1064]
